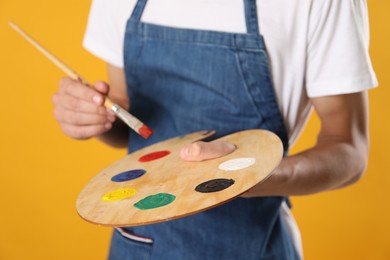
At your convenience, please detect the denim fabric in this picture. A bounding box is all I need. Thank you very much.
[108,0,298,259]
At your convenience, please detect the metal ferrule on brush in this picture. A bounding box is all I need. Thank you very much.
[111,105,143,132]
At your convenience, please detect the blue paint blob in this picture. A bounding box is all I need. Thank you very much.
[111,169,146,182]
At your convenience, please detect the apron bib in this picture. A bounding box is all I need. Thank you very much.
[109,1,298,259]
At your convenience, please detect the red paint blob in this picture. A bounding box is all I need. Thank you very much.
[139,125,153,139]
[138,150,171,162]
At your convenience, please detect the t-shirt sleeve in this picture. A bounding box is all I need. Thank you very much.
[305,0,378,97]
[83,0,134,68]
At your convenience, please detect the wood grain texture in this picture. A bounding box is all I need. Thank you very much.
[76,129,283,227]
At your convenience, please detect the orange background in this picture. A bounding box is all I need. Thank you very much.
[0,1,389,259]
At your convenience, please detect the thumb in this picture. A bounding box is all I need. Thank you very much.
[180,141,236,162]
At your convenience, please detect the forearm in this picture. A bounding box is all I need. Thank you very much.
[245,138,368,197]
[98,64,130,148]
[243,92,370,197]
[96,120,129,148]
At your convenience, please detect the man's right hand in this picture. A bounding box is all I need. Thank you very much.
[52,77,116,140]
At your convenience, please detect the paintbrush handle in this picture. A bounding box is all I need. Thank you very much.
[9,22,80,80]
[9,21,153,139]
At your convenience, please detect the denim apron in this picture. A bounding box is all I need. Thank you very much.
[109,0,299,259]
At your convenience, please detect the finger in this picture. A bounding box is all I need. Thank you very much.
[180,141,236,162]
[59,77,105,105]
[93,81,110,95]
[60,123,112,140]
[52,93,110,115]
[54,108,115,126]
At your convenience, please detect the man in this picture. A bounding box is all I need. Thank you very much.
[52,0,377,259]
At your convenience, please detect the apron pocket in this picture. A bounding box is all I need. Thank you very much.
[108,228,153,260]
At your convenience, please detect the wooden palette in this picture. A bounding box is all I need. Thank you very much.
[76,129,283,227]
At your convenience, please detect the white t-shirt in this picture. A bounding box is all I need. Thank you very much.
[83,0,377,146]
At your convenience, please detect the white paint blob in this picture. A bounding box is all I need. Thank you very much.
[218,157,256,171]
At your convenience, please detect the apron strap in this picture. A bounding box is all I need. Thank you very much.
[129,0,148,22]
[244,0,261,34]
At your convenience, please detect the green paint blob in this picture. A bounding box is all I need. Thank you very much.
[134,193,176,210]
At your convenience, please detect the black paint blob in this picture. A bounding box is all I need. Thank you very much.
[195,178,235,193]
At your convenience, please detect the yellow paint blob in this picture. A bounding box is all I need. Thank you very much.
[102,188,137,202]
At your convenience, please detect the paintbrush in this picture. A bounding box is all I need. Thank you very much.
[8,21,153,139]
